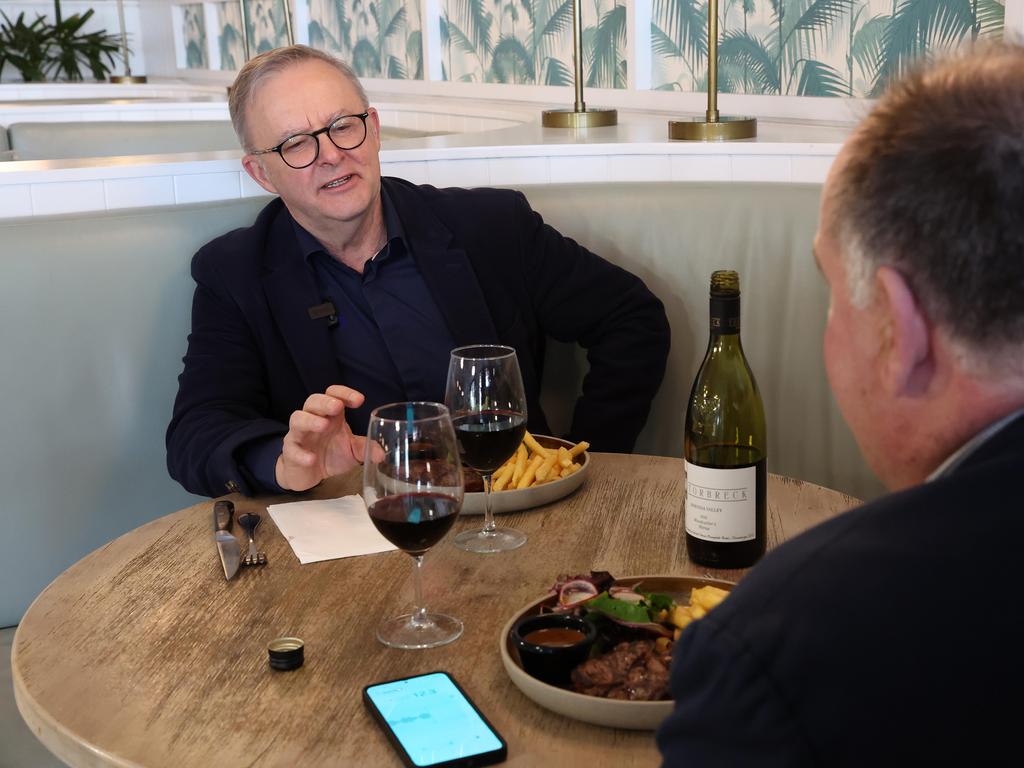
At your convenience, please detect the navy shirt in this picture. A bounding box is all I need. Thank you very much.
[241,187,456,490]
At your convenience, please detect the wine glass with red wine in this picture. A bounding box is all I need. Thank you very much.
[445,345,528,553]
[364,401,464,649]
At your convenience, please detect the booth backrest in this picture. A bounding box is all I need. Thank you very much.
[525,183,879,500]
[0,126,9,151]
[7,120,241,160]
[0,181,881,625]
[4,121,450,161]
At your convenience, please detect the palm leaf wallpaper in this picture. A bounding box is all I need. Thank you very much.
[246,0,291,53]
[181,4,210,69]
[308,0,424,79]
[440,0,627,87]
[178,0,1004,98]
[215,2,245,71]
[652,0,1005,97]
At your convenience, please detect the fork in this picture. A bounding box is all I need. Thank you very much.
[237,511,268,566]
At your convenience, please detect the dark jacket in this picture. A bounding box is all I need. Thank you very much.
[657,414,1024,766]
[167,177,670,497]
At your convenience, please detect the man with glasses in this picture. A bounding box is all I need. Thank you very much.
[166,45,670,498]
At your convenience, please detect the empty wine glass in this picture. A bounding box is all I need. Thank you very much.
[445,345,528,553]
[364,401,464,649]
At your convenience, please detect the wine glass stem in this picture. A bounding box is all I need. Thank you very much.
[411,554,427,626]
[482,474,496,534]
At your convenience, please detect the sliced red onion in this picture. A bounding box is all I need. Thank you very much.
[558,579,599,608]
[608,586,645,604]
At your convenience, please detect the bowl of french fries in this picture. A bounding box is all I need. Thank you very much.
[461,432,590,515]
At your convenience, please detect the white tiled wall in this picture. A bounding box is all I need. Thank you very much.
[0,149,837,218]
[173,172,240,204]
[104,177,176,209]
[30,181,106,215]
[0,184,32,217]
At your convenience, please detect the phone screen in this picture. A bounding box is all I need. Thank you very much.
[364,672,506,767]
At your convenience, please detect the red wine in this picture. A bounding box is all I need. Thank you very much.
[369,492,460,555]
[453,411,527,474]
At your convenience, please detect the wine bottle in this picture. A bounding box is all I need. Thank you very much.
[684,270,767,569]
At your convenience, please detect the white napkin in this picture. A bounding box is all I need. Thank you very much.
[267,494,397,564]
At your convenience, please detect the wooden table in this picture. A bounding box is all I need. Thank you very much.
[13,454,858,767]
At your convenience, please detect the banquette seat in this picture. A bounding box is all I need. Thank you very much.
[0,181,879,626]
[1,121,450,161]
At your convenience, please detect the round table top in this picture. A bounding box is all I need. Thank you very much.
[13,453,859,768]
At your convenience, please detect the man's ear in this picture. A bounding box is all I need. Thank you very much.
[241,154,278,195]
[367,107,381,144]
[875,266,932,397]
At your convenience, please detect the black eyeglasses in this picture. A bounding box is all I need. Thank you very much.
[250,112,370,169]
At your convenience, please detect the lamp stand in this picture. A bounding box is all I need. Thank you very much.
[668,0,755,141]
[542,0,616,128]
[109,0,147,83]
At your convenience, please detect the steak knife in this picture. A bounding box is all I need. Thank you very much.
[213,500,240,580]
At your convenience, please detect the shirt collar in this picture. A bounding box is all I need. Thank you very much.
[927,406,1024,481]
[291,183,406,263]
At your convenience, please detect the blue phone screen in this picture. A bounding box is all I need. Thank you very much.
[366,672,503,767]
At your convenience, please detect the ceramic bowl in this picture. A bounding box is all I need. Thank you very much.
[509,613,597,688]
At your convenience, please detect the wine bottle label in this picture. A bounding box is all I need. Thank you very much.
[684,461,756,542]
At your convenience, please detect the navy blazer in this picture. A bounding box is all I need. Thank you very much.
[167,178,670,497]
[656,413,1024,766]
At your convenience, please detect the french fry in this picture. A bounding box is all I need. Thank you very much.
[491,463,514,491]
[568,440,590,458]
[557,446,573,468]
[670,605,694,630]
[470,433,587,493]
[690,585,730,612]
[516,454,545,489]
[535,451,559,482]
[523,431,555,458]
[511,444,528,486]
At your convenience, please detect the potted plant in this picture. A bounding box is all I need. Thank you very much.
[0,0,121,82]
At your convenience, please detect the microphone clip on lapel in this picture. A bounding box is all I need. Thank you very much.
[307,301,339,328]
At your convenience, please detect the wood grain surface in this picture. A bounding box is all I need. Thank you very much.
[12,454,859,768]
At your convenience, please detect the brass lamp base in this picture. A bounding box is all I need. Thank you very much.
[669,116,757,141]
[542,107,618,128]
[110,74,148,84]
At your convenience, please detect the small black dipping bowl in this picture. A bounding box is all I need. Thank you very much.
[510,613,597,688]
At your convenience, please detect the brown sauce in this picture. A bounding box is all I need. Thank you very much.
[523,627,587,647]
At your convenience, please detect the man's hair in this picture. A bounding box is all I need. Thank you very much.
[228,45,369,152]
[834,43,1024,356]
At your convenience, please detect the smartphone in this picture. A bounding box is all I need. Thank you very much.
[363,671,508,768]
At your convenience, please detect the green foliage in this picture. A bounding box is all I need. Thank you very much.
[0,12,52,82]
[442,0,624,87]
[0,3,120,82]
[795,57,847,95]
[652,0,707,74]
[719,29,781,93]
[218,21,244,71]
[352,37,380,75]
[587,5,626,88]
[870,0,1004,96]
[491,34,534,81]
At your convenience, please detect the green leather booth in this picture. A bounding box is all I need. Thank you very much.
[2,121,448,161]
[0,181,881,626]
[6,120,241,160]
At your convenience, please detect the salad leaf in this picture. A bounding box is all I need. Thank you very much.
[585,590,675,624]
[644,592,675,613]
[585,592,653,623]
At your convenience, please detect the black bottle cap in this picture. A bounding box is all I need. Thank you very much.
[268,637,304,671]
